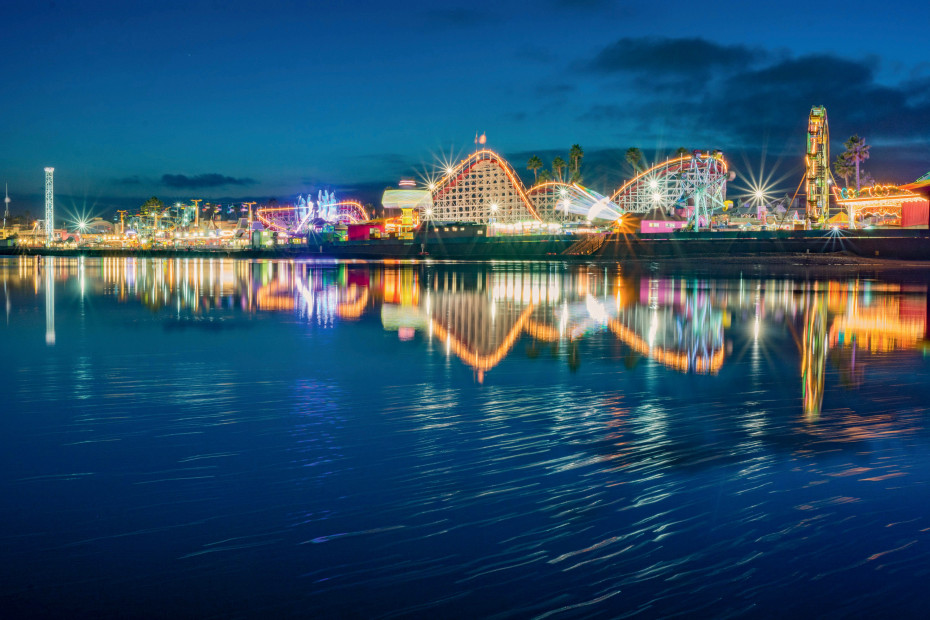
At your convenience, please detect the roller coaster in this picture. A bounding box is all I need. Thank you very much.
[250,147,730,235]
[608,152,730,230]
[424,148,730,229]
[256,198,368,233]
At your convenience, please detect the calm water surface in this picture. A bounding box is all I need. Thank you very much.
[2,256,930,618]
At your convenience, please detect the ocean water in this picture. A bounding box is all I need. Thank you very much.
[2,256,930,618]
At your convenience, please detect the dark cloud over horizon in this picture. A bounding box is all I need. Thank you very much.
[572,36,930,170]
[161,174,257,189]
[587,37,766,77]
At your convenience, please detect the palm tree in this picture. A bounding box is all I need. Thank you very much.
[842,135,871,192]
[675,147,689,159]
[625,147,644,174]
[527,155,543,183]
[538,169,553,183]
[552,156,567,182]
[569,144,584,182]
[833,152,854,188]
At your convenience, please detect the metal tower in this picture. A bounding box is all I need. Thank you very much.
[3,183,9,231]
[44,167,54,244]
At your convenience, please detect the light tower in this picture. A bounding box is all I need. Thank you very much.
[44,167,54,244]
[3,183,9,231]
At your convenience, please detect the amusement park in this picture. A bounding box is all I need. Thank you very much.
[3,106,929,257]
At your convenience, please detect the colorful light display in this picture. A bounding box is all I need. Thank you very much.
[256,194,368,233]
[833,184,927,228]
[806,106,830,224]
[608,153,730,231]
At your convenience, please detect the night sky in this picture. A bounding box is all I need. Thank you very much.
[3,0,930,220]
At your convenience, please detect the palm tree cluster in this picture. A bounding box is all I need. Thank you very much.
[833,134,871,193]
[526,144,585,185]
[625,148,644,174]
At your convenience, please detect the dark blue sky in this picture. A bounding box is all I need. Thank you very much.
[3,0,930,217]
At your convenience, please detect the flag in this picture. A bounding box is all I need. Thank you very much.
[479,133,486,145]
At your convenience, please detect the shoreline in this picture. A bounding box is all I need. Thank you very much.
[6,245,930,283]
[4,229,930,263]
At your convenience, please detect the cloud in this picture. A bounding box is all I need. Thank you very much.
[715,54,930,142]
[161,173,256,189]
[587,36,765,77]
[576,37,930,165]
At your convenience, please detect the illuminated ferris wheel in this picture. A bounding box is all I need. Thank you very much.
[806,106,830,224]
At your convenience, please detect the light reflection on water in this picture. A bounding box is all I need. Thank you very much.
[2,256,930,617]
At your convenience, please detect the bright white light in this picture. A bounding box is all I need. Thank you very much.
[649,179,658,189]
[648,311,658,347]
[652,192,662,202]
[490,203,499,212]
[445,166,454,176]
[428,183,436,191]
[425,208,433,217]
[754,190,764,200]
[560,188,568,197]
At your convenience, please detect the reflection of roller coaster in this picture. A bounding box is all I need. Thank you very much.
[424,148,729,227]
[256,200,369,233]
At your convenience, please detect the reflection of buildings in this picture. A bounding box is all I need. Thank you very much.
[608,291,725,374]
[45,257,55,346]
[3,257,928,420]
[429,293,535,379]
[829,296,926,351]
[379,269,728,379]
[802,294,827,420]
